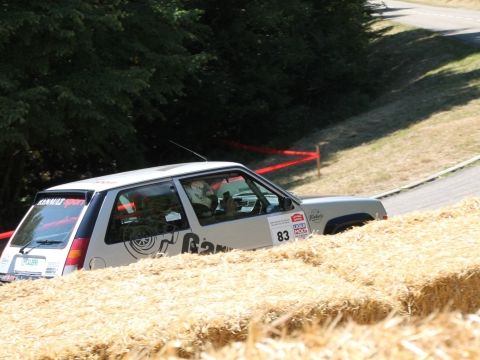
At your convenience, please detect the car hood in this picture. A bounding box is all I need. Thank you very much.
[298,195,387,227]
[298,194,341,200]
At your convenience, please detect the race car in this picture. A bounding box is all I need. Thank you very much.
[0,162,387,282]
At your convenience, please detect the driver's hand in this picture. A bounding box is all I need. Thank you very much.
[224,197,237,216]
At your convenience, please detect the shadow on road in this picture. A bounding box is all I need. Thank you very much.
[374,6,412,21]
[437,29,480,47]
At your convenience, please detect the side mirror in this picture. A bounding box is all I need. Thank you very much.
[280,196,294,211]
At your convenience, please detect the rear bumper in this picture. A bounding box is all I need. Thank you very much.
[0,273,50,283]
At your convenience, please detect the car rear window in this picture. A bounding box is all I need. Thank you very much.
[10,196,86,249]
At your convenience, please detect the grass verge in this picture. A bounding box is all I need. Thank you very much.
[253,21,480,196]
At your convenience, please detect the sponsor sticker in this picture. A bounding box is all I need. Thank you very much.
[37,198,65,206]
[0,274,16,282]
[268,211,310,246]
[63,199,85,207]
[308,209,324,223]
[293,222,309,237]
[291,213,305,222]
[37,198,85,208]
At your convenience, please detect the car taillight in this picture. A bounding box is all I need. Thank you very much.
[63,237,90,275]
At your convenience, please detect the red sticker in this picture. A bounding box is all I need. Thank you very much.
[63,199,85,208]
[291,213,305,222]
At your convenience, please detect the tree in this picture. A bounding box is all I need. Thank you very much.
[0,0,375,229]
[144,0,375,158]
[0,0,204,228]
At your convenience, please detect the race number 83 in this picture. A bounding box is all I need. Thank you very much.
[277,230,290,242]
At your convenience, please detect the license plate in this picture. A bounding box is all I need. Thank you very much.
[14,257,46,273]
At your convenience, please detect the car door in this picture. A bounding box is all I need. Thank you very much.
[84,180,192,269]
[173,169,310,254]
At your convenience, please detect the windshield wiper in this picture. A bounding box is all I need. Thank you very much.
[19,240,63,255]
[36,239,63,245]
[19,239,35,254]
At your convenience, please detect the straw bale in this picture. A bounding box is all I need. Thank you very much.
[0,198,478,359]
[274,198,480,315]
[0,254,389,358]
[201,310,480,359]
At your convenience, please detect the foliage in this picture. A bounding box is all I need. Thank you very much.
[0,0,374,228]
[142,0,374,162]
[0,0,204,227]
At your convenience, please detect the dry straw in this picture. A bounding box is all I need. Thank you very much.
[205,311,480,359]
[0,198,478,359]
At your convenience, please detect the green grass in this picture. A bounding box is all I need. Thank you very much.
[251,21,480,196]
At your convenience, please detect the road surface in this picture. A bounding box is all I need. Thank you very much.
[382,164,480,215]
[374,0,480,46]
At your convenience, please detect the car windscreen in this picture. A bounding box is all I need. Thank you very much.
[10,196,86,250]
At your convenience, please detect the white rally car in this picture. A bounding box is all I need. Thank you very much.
[0,162,387,282]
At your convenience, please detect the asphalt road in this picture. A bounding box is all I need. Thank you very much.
[374,0,480,46]
[381,164,480,216]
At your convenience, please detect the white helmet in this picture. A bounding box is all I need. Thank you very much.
[186,180,218,211]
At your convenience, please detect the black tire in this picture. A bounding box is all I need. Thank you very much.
[324,213,374,235]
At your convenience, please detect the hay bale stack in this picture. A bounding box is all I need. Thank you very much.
[0,254,390,358]
[0,198,478,358]
[300,198,480,315]
[204,311,480,359]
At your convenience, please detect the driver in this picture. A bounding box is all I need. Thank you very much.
[184,180,237,220]
[185,180,218,218]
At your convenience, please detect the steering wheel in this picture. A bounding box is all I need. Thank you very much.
[250,198,264,214]
[192,203,213,219]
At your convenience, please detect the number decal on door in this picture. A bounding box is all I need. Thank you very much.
[276,231,290,242]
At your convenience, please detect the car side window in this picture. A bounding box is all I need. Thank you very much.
[106,181,188,244]
[181,172,282,226]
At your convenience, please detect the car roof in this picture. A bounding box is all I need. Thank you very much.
[47,162,245,192]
